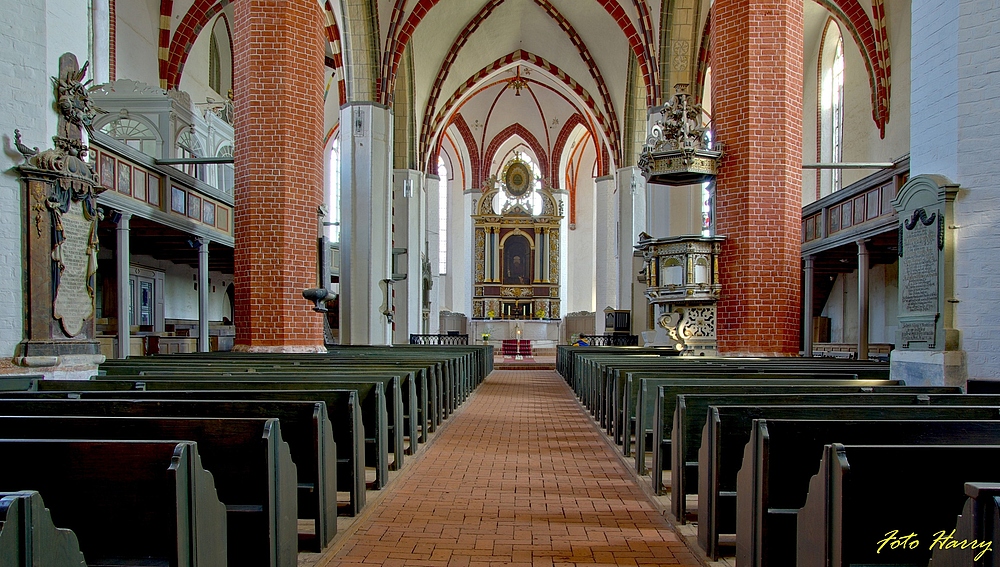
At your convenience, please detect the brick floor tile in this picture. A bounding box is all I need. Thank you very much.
[317,370,699,567]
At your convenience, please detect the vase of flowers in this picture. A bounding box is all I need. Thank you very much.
[487,309,496,320]
[535,308,546,319]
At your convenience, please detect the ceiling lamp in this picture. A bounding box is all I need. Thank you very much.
[508,67,528,97]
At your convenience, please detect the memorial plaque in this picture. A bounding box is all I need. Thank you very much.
[900,208,939,314]
[53,200,96,337]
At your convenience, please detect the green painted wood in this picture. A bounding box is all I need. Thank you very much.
[0,440,228,567]
[0,491,86,567]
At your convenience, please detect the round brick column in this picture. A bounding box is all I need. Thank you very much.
[232,0,326,351]
[711,0,804,356]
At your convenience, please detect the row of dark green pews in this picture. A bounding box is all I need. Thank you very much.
[558,345,1000,566]
[0,345,490,567]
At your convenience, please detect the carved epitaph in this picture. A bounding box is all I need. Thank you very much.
[892,175,958,352]
[14,53,105,363]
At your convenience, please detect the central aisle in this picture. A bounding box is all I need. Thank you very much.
[322,369,699,566]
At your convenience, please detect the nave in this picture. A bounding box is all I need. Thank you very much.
[312,368,698,567]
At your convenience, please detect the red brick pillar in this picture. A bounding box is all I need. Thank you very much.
[232,0,326,352]
[711,0,803,356]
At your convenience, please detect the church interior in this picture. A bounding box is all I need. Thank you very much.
[3,0,1000,566]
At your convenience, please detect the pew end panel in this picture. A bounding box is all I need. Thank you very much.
[0,491,87,567]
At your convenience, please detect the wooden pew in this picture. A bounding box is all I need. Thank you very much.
[695,402,1000,559]
[101,363,430,447]
[0,415,297,567]
[930,482,1000,566]
[94,370,415,463]
[28,379,394,490]
[637,379,916,476]
[0,397,341,548]
[675,391,979,527]
[740,419,1000,567]
[2,388,369,509]
[0,491,86,566]
[647,383,958,492]
[797,444,1000,567]
[624,372,866,459]
[0,439,228,567]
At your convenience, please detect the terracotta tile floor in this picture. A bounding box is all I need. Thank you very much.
[320,369,699,567]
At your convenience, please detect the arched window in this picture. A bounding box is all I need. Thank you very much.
[327,137,341,243]
[819,19,846,195]
[176,128,205,182]
[216,144,234,196]
[100,117,158,158]
[831,36,845,191]
[438,156,447,275]
[208,16,233,99]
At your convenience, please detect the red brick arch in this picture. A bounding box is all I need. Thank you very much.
[451,114,482,189]
[482,125,549,186]
[550,113,594,189]
[382,0,657,107]
[426,50,618,175]
[416,0,621,179]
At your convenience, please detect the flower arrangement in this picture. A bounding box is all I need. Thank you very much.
[487,309,496,319]
[535,308,546,319]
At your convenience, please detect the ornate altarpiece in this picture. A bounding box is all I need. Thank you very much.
[472,158,562,320]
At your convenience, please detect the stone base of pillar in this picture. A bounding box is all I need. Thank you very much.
[890,349,968,390]
[9,352,105,380]
[232,344,328,354]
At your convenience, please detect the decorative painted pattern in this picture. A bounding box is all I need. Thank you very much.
[157,0,173,89]
[382,0,657,107]
[163,0,233,90]
[416,0,621,178]
[427,50,618,176]
[323,0,346,103]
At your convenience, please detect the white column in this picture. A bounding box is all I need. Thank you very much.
[424,174,441,334]
[617,167,646,313]
[392,169,424,344]
[340,103,393,345]
[803,255,815,356]
[459,187,479,318]
[116,212,131,358]
[857,239,870,360]
[594,176,617,333]
[197,237,210,352]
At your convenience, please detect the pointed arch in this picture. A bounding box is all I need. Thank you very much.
[416,0,621,170]
[383,0,656,106]
[551,113,594,189]
[425,50,619,174]
[451,114,482,189]
[482,125,549,186]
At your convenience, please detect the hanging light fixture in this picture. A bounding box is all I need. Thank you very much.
[508,66,528,96]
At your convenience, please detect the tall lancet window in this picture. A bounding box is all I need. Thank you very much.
[819,19,846,196]
[438,156,448,275]
[327,137,341,244]
[831,36,845,191]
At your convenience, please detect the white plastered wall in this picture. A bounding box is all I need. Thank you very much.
[821,262,898,345]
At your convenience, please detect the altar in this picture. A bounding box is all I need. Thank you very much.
[471,319,561,344]
[472,155,563,323]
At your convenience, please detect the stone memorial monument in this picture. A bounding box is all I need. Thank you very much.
[12,53,106,375]
[889,174,965,387]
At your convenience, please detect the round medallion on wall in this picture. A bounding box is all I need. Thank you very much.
[504,160,532,197]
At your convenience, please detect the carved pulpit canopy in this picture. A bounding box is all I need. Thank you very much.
[638,84,722,186]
